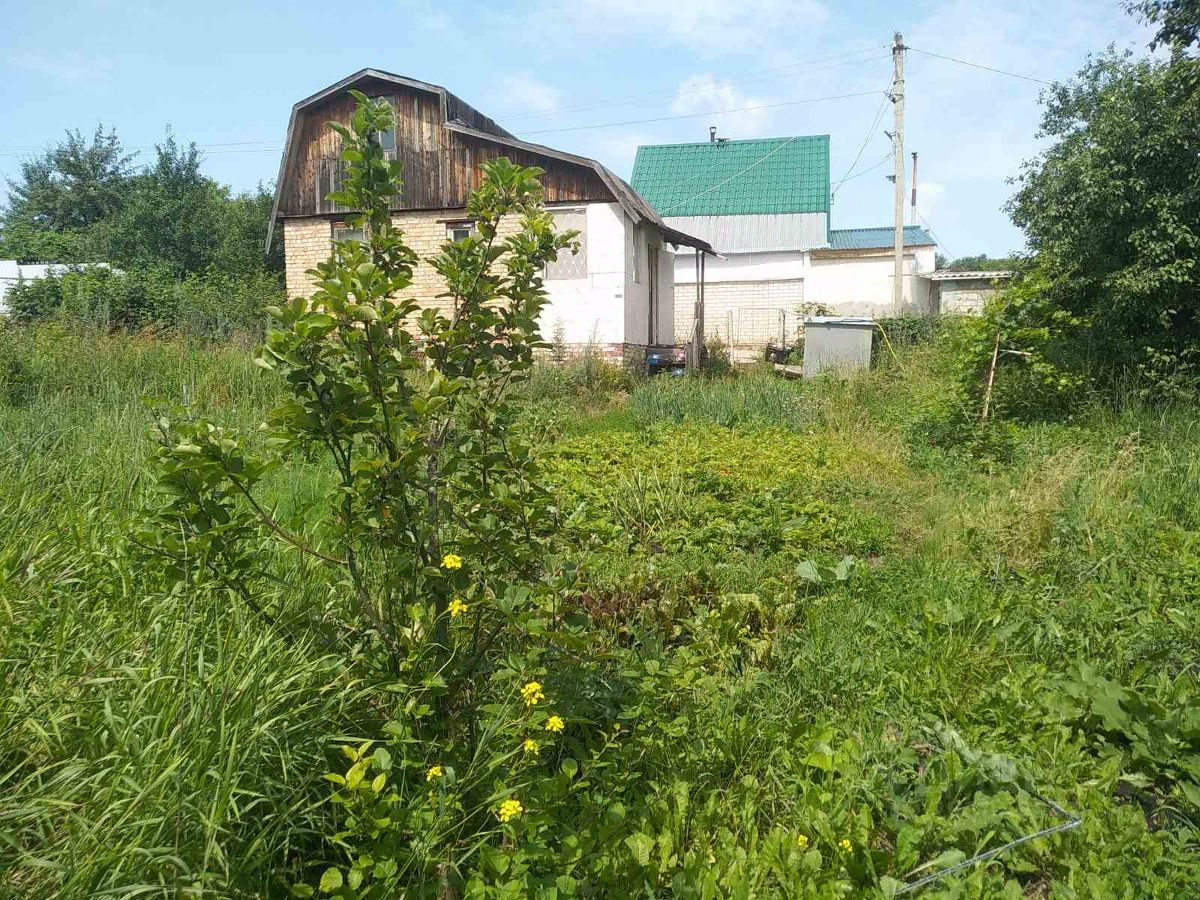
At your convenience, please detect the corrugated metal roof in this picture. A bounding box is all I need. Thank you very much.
[926,269,1012,281]
[631,136,830,217]
[827,226,934,250]
[662,212,828,252]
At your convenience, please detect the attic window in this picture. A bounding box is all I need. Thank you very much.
[372,108,396,152]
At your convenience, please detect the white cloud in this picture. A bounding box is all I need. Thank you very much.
[670,74,774,139]
[499,73,564,115]
[556,0,828,50]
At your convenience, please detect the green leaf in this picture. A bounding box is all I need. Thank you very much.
[319,867,343,893]
[625,832,655,867]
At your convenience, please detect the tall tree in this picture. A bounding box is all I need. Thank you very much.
[103,135,224,275]
[2,126,136,232]
[1126,0,1200,51]
[1005,47,1200,381]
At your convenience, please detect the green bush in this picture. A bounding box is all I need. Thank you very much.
[6,264,282,339]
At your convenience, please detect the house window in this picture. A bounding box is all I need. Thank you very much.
[372,107,396,152]
[333,223,365,245]
[446,220,475,242]
[546,209,587,280]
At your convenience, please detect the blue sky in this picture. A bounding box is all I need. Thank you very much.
[1,0,1152,257]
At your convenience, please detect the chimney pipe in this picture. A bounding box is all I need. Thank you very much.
[709,126,717,143]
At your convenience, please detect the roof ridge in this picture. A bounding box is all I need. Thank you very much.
[831,225,927,232]
[636,134,829,150]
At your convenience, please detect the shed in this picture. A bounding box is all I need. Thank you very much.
[925,270,1013,314]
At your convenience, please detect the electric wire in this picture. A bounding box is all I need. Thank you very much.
[906,46,1054,86]
[914,207,955,260]
[495,47,890,122]
[830,151,894,191]
[519,89,883,136]
[831,91,890,201]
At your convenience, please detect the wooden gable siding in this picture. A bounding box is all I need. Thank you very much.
[277,83,614,217]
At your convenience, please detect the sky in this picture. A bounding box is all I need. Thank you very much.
[0,0,1154,258]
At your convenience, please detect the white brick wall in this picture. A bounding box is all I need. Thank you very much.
[674,278,805,347]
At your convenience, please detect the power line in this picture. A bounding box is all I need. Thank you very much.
[915,207,955,260]
[519,89,883,136]
[496,48,890,122]
[831,90,890,201]
[830,151,893,191]
[906,46,1054,86]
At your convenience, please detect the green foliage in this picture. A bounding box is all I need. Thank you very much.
[1126,0,1200,51]
[6,263,281,338]
[3,325,1200,894]
[939,253,1024,272]
[137,93,591,895]
[1007,49,1200,391]
[2,123,283,336]
[2,124,136,233]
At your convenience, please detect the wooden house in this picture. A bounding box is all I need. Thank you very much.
[269,69,712,362]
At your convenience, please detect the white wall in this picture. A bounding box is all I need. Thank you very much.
[805,249,934,317]
[542,202,628,345]
[624,222,674,345]
[672,245,936,321]
[674,249,805,284]
[541,204,674,348]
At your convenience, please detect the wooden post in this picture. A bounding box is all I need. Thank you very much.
[980,330,1002,423]
[688,249,707,373]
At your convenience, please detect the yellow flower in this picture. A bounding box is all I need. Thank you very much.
[497,798,524,822]
[441,553,463,570]
[521,681,545,706]
[448,598,468,618]
[796,834,809,849]
[544,714,565,733]
[838,838,852,852]
[522,738,540,755]
[426,765,443,782]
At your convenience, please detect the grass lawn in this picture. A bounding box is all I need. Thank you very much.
[2,325,1197,896]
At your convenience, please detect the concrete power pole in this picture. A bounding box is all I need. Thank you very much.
[891,32,906,315]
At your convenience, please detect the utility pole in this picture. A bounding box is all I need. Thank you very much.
[910,152,918,225]
[891,32,906,315]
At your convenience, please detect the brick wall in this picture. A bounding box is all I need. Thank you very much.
[283,211,523,309]
[674,278,805,348]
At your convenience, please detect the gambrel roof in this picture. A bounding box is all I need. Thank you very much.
[268,69,712,254]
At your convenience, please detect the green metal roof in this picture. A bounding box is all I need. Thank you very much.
[631,136,830,217]
[828,226,934,250]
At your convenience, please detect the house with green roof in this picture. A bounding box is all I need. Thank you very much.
[631,134,938,351]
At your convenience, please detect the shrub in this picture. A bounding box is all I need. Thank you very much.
[6,264,282,339]
[134,93,604,894]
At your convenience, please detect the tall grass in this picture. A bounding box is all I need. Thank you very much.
[0,326,359,896]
